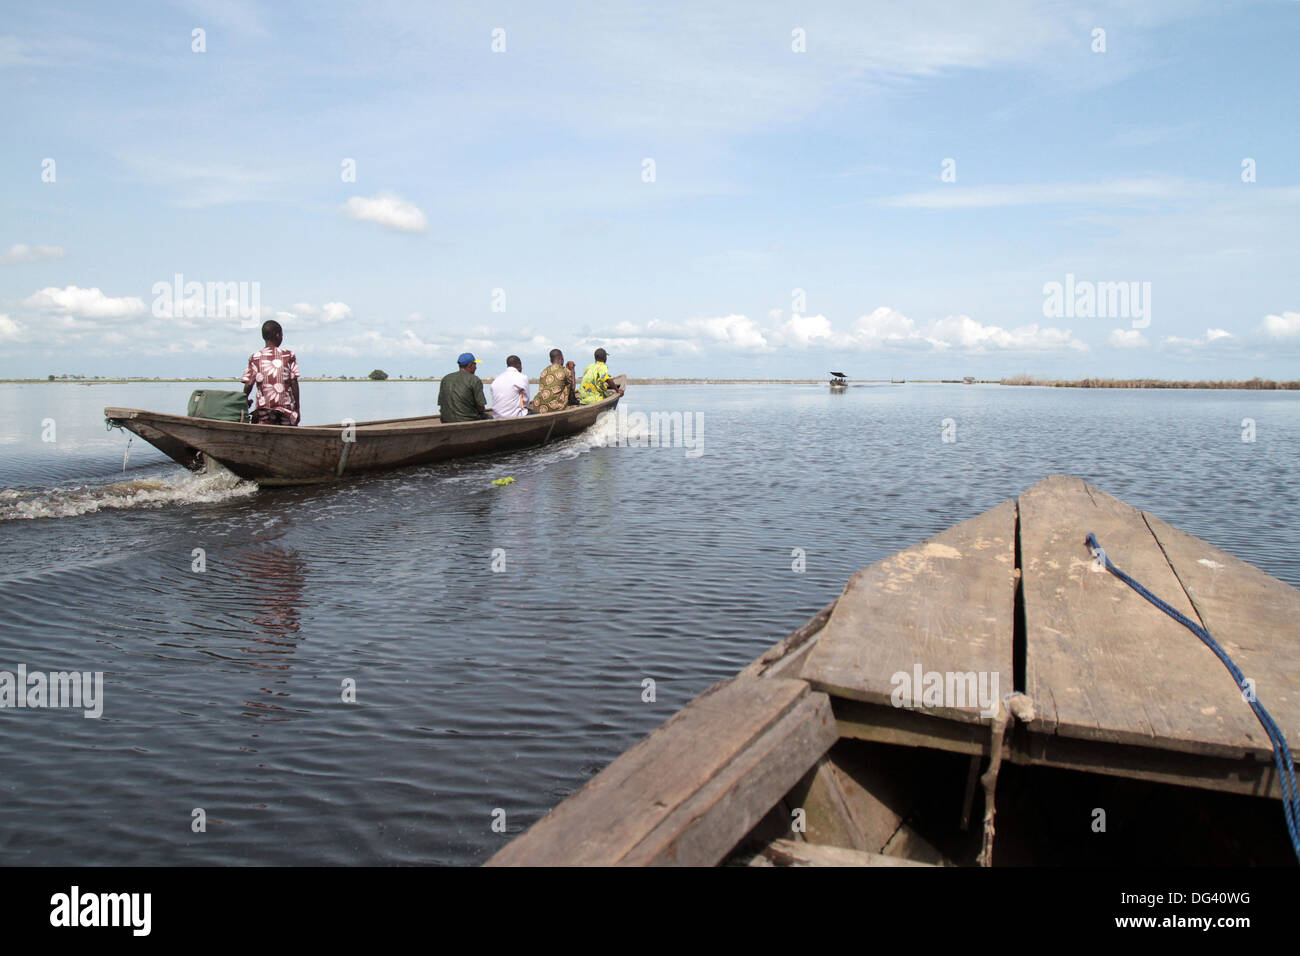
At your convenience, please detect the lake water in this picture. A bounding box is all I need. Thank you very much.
[1,381,1296,865]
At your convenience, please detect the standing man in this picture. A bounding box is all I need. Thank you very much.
[437,352,491,423]
[490,355,531,418]
[241,319,301,425]
[528,349,577,413]
[577,347,623,404]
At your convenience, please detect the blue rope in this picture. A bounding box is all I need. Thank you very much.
[1086,532,1300,864]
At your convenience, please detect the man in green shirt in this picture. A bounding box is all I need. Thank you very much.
[437,353,492,422]
[577,347,623,404]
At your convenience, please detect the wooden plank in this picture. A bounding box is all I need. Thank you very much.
[622,690,837,865]
[485,677,821,866]
[834,697,991,756]
[801,499,1018,725]
[836,697,1285,799]
[1144,511,1300,761]
[1016,731,1285,799]
[1020,475,1268,759]
[748,839,934,867]
[737,600,836,682]
[783,757,869,851]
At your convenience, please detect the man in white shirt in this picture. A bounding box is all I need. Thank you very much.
[490,355,532,418]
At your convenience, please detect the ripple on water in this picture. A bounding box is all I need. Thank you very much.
[0,383,1297,864]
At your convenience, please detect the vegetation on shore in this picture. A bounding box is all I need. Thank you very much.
[999,375,1300,390]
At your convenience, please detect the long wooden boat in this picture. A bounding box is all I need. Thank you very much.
[104,375,626,486]
[487,475,1300,866]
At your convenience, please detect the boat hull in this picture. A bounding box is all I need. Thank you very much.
[105,377,625,485]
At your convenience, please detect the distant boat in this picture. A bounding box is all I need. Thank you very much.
[829,372,848,390]
[104,375,626,486]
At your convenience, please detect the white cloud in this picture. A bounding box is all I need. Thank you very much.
[1108,329,1148,349]
[22,285,146,319]
[0,314,25,343]
[686,314,771,353]
[1259,311,1300,340]
[291,303,318,316]
[320,302,353,323]
[0,243,66,266]
[850,307,924,347]
[1162,328,1236,348]
[341,192,428,233]
[586,306,1085,357]
[776,313,836,348]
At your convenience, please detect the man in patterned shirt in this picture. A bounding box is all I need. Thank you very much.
[528,349,577,413]
[241,320,301,425]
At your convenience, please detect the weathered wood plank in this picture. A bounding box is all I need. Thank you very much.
[622,690,837,865]
[801,499,1018,724]
[1020,475,1268,759]
[1018,730,1285,799]
[485,677,819,866]
[748,839,934,867]
[838,695,1286,799]
[835,698,990,756]
[783,756,869,851]
[1142,511,1300,758]
[737,599,836,682]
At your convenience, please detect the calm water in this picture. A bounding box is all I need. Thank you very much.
[0,381,1297,865]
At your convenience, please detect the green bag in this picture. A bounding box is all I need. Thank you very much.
[187,389,250,423]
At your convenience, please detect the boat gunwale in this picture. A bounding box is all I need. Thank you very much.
[103,374,627,436]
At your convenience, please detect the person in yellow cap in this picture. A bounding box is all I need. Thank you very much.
[576,348,623,404]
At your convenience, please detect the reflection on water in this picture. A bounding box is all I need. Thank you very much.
[0,381,1296,864]
[240,546,307,721]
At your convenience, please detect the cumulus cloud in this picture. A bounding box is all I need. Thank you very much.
[341,192,428,232]
[0,243,66,266]
[1259,311,1300,340]
[320,302,353,323]
[1162,328,1235,347]
[585,307,1086,356]
[838,308,1087,352]
[22,285,146,319]
[685,314,771,352]
[0,314,26,343]
[1107,329,1148,349]
[776,312,836,348]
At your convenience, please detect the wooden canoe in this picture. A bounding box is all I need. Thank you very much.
[104,375,626,485]
[487,475,1300,867]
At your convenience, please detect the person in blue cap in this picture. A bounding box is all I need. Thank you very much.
[437,352,491,423]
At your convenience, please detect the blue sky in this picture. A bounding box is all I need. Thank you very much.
[2,0,1297,379]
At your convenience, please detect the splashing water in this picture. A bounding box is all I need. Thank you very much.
[1,460,257,521]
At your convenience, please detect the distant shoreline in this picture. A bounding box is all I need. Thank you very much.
[3,376,1298,390]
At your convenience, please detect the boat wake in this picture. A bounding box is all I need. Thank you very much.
[0,461,257,521]
[433,409,624,486]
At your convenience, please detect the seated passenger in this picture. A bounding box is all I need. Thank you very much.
[577,348,622,404]
[490,355,531,419]
[528,349,577,413]
[241,320,301,425]
[437,352,492,423]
